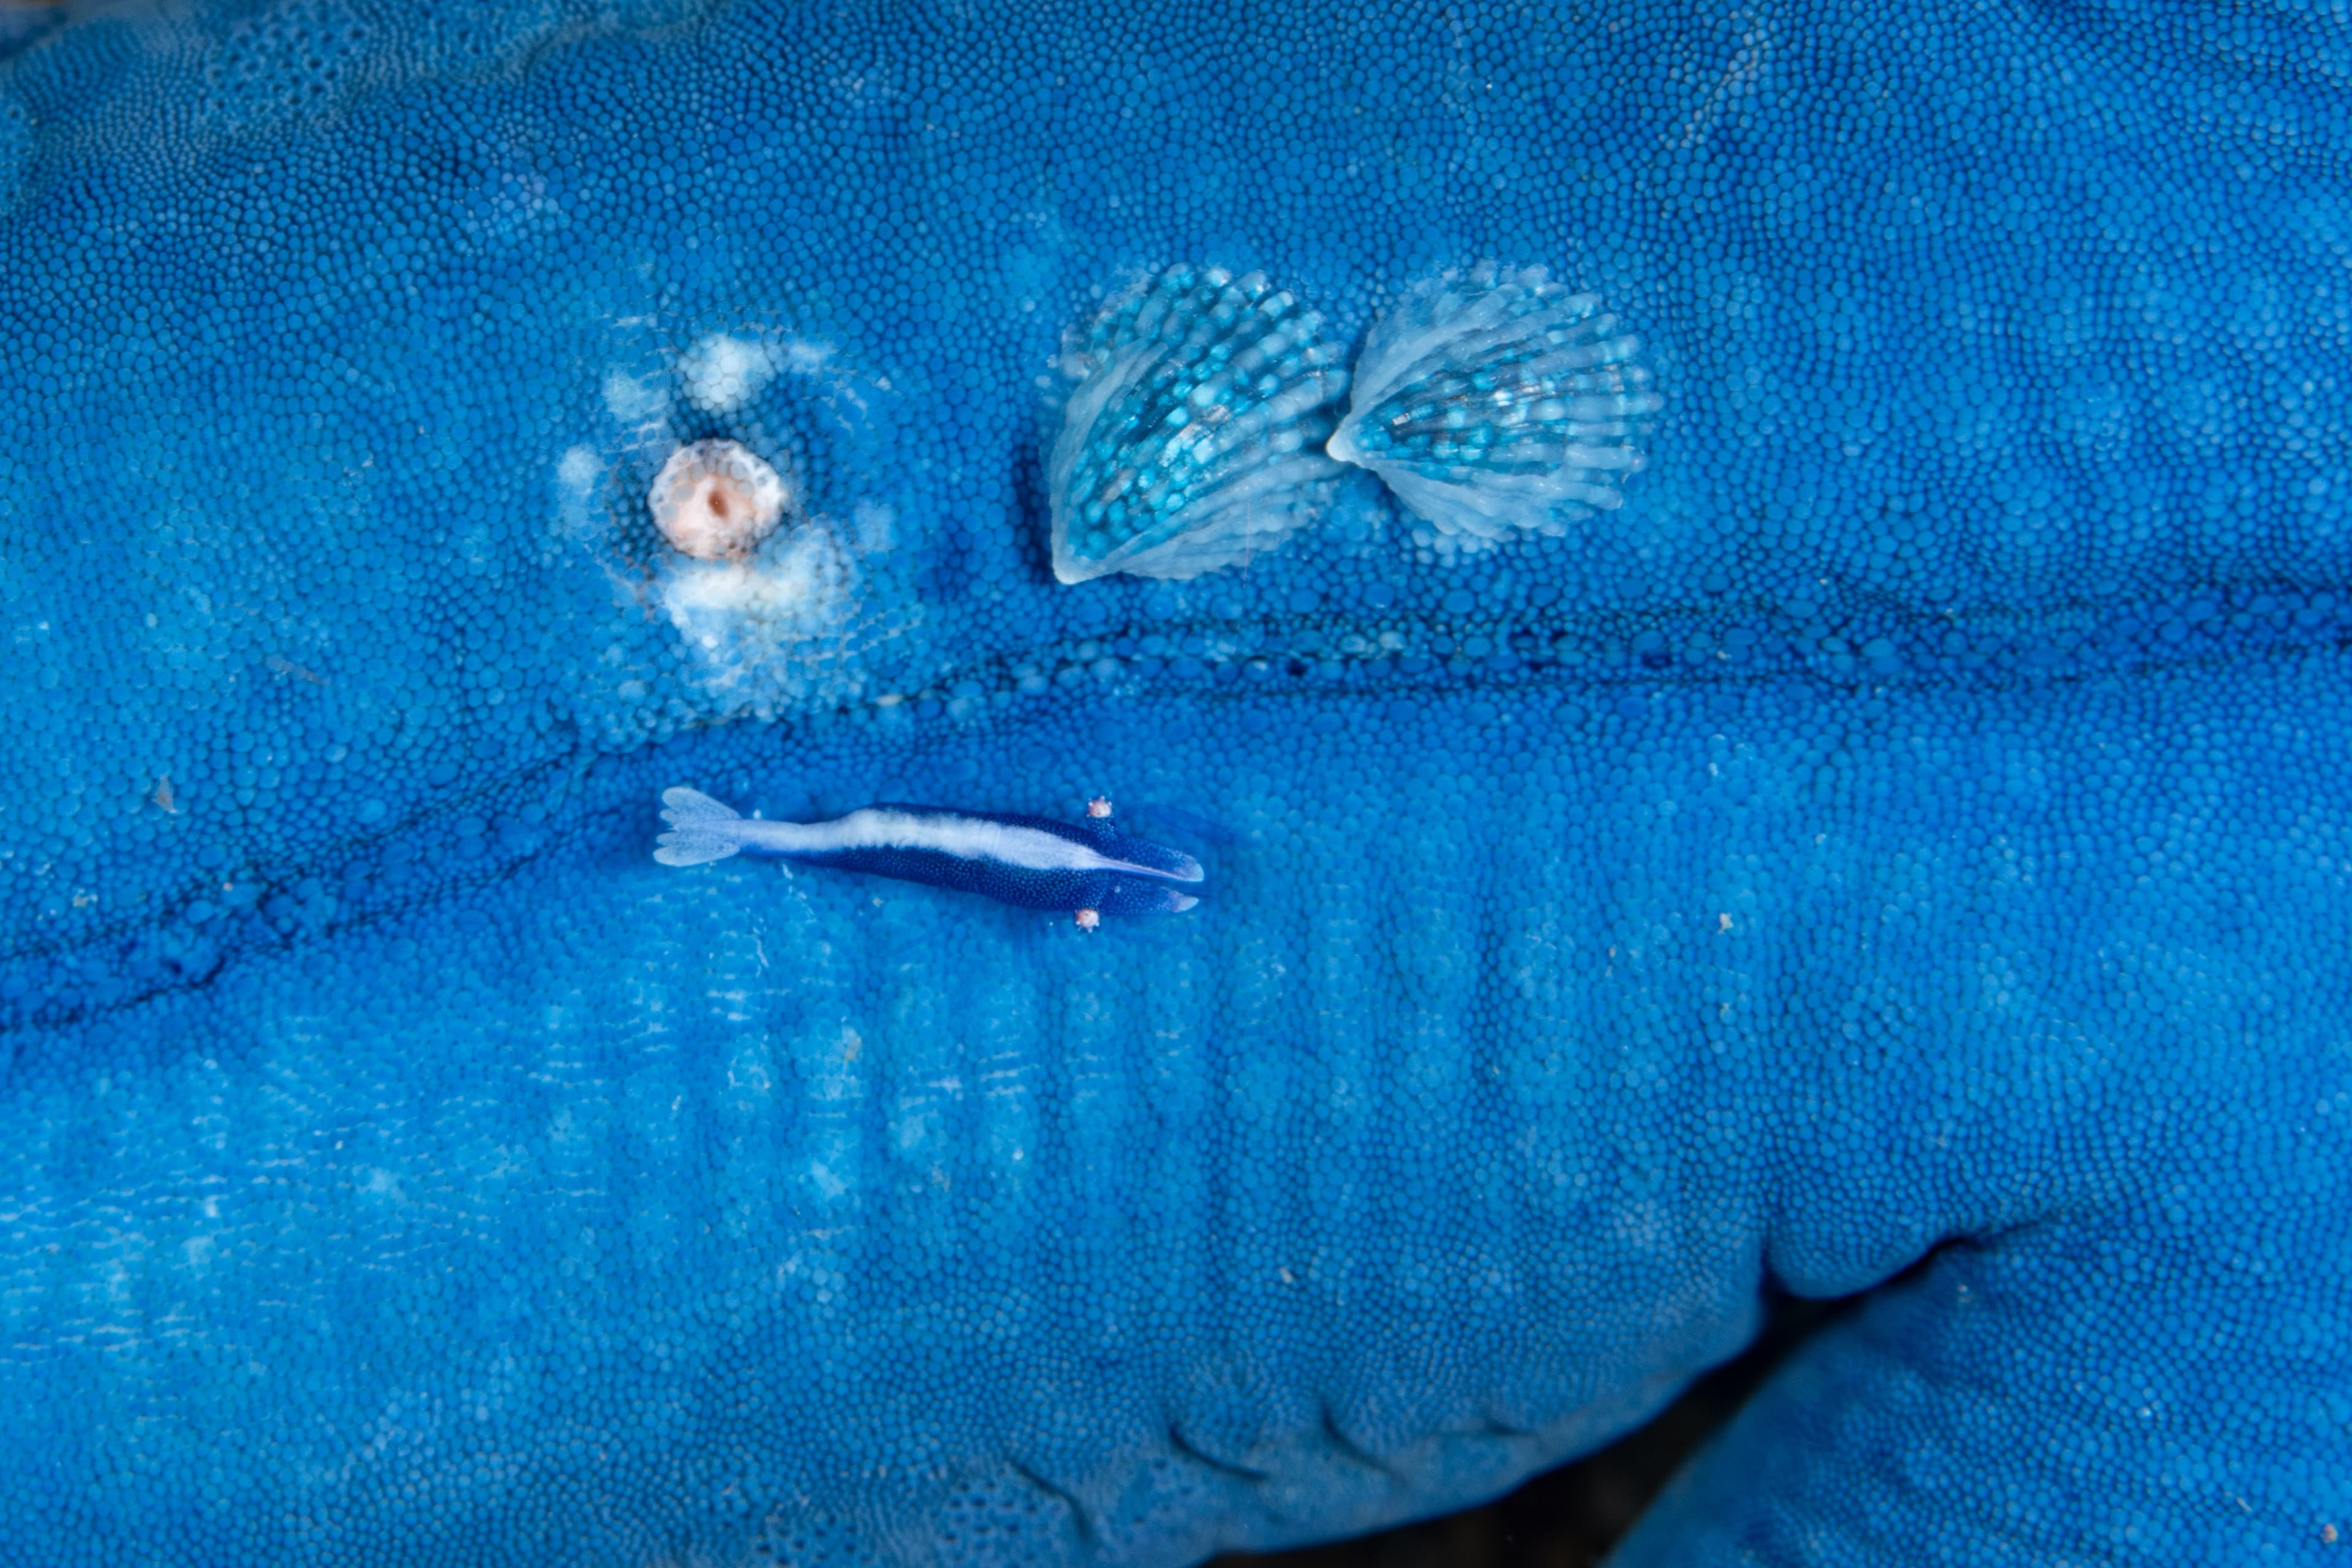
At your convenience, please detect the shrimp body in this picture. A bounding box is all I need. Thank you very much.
[652,787,1202,920]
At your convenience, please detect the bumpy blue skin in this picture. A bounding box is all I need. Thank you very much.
[2,0,2349,1564]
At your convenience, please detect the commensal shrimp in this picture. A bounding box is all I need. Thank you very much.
[651,788,1202,927]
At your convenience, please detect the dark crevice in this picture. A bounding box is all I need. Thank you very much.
[1219,1294,1839,1568]
[1004,1457,1101,1550]
[1170,1425,1275,1483]
[1316,1401,1404,1480]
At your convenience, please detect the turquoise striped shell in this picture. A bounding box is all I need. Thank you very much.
[1047,265,1349,583]
[1329,264,1665,542]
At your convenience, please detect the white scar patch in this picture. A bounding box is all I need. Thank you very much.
[679,334,777,413]
[601,369,667,424]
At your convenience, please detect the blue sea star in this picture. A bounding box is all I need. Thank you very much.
[0,0,2346,1562]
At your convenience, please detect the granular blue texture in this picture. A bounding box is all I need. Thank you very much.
[1,0,2348,1563]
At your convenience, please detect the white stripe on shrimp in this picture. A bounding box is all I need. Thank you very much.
[652,786,1204,886]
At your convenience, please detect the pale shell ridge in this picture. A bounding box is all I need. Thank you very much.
[1047,263,1351,583]
[1329,263,1665,542]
